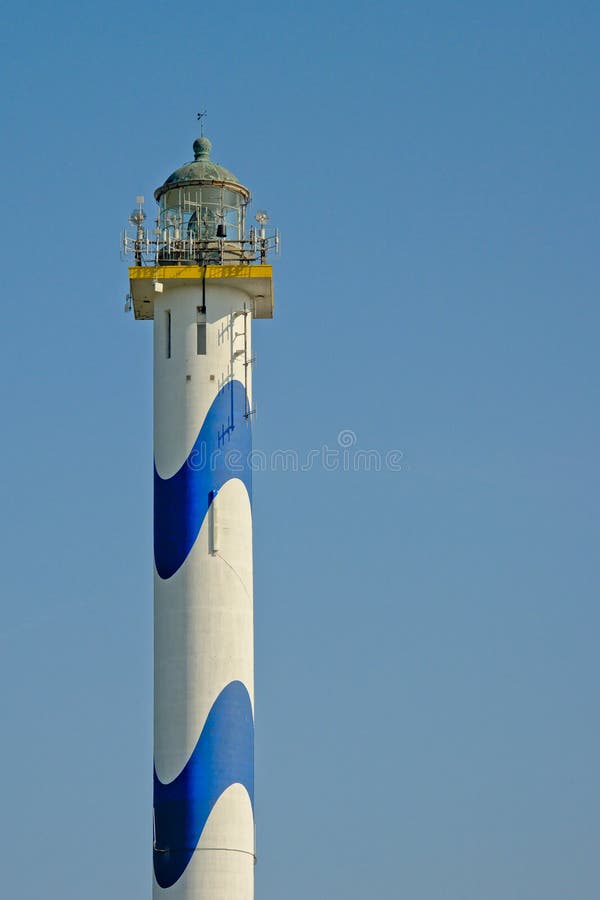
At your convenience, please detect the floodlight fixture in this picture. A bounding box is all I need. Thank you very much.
[130,208,146,227]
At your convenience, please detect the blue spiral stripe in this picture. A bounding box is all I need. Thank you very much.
[153,680,254,889]
[154,379,252,579]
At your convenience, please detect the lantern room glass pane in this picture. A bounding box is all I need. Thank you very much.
[159,186,244,241]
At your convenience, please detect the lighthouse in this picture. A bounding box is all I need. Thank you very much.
[123,134,276,898]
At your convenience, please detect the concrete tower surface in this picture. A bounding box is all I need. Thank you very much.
[123,135,276,899]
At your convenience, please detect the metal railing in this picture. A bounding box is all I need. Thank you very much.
[122,228,279,267]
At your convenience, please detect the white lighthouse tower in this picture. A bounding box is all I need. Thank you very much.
[123,133,276,899]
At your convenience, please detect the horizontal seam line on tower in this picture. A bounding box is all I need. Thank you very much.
[155,845,255,858]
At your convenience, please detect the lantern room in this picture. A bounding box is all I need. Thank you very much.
[154,136,250,264]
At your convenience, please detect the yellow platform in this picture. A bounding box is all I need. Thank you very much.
[129,265,274,320]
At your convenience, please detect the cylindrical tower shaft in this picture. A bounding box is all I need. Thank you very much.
[153,283,255,898]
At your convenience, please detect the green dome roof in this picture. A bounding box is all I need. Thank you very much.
[154,136,249,201]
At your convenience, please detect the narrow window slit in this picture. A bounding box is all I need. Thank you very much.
[197,307,207,355]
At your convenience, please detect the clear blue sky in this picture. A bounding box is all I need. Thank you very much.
[1,1,599,897]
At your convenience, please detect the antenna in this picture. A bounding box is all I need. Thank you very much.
[197,110,207,136]
[129,196,146,266]
[255,210,269,262]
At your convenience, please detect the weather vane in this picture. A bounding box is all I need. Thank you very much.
[197,110,207,136]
